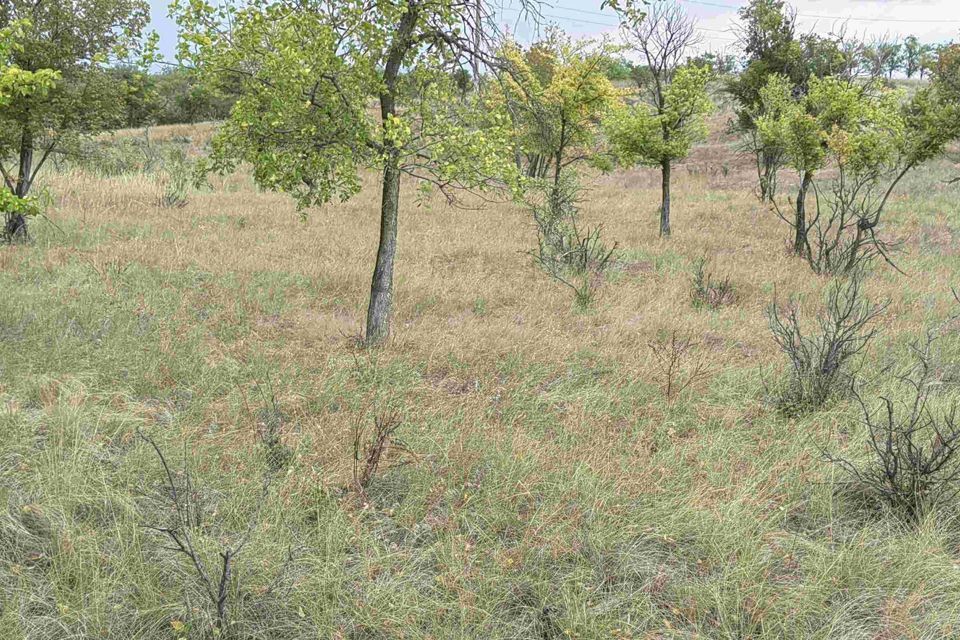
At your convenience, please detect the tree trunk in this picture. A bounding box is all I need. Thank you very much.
[365,160,401,344]
[659,159,671,237]
[4,128,33,242]
[364,0,417,344]
[759,148,778,203]
[794,171,812,257]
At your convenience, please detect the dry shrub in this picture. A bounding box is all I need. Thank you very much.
[767,276,887,413]
[648,330,709,401]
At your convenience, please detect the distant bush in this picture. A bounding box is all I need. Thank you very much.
[158,148,193,208]
[767,276,887,413]
[67,137,164,177]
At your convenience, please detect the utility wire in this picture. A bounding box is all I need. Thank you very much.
[546,0,960,25]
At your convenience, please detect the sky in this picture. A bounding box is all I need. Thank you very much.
[147,0,960,61]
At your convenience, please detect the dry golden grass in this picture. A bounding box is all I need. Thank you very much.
[4,120,960,638]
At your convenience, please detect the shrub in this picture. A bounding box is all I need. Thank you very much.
[804,178,902,276]
[351,411,410,493]
[767,276,887,413]
[647,329,709,401]
[825,330,960,523]
[690,257,735,309]
[527,176,617,308]
[158,148,192,208]
[139,431,279,636]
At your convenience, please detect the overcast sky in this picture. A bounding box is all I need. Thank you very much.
[147,0,960,61]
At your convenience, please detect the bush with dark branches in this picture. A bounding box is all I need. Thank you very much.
[801,172,903,276]
[767,276,887,413]
[690,257,736,309]
[527,175,617,308]
[139,431,281,637]
[825,327,960,523]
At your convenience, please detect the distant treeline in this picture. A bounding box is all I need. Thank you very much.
[109,66,236,128]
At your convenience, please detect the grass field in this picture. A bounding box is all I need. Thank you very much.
[3,116,960,639]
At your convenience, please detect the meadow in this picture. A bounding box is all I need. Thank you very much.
[2,115,960,639]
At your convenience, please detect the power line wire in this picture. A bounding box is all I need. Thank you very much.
[677,0,960,24]
[545,0,960,26]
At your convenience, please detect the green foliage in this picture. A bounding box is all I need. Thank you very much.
[496,30,623,181]
[0,0,150,238]
[174,0,521,210]
[605,65,713,167]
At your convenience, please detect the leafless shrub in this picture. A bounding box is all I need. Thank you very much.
[139,431,274,636]
[690,257,736,309]
[825,327,960,523]
[352,411,411,492]
[767,276,887,413]
[803,178,902,276]
[647,330,709,401]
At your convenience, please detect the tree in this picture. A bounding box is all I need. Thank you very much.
[863,38,902,79]
[0,20,59,240]
[918,44,938,80]
[757,73,960,272]
[497,29,622,186]
[605,0,711,237]
[727,0,799,203]
[903,35,922,79]
[174,0,524,344]
[0,0,149,242]
[605,64,712,237]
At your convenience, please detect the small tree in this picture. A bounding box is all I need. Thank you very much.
[902,36,922,79]
[727,0,800,203]
[604,0,712,237]
[0,0,150,241]
[758,73,960,272]
[175,0,525,344]
[497,29,622,188]
[0,20,59,241]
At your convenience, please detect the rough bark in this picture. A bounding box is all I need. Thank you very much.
[365,161,401,344]
[660,159,671,237]
[794,171,812,257]
[364,2,417,344]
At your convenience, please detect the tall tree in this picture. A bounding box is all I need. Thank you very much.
[0,0,150,241]
[605,0,708,237]
[174,0,524,344]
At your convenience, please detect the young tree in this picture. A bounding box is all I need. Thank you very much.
[497,29,622,187]
[918,44,938,80]
[727,0,799,203]
[902,35,922,79]
[758,73,960,272]
[605,0,711,237]
[0,20,59,240]
[174,0,524,344]
[0,0,150,242]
